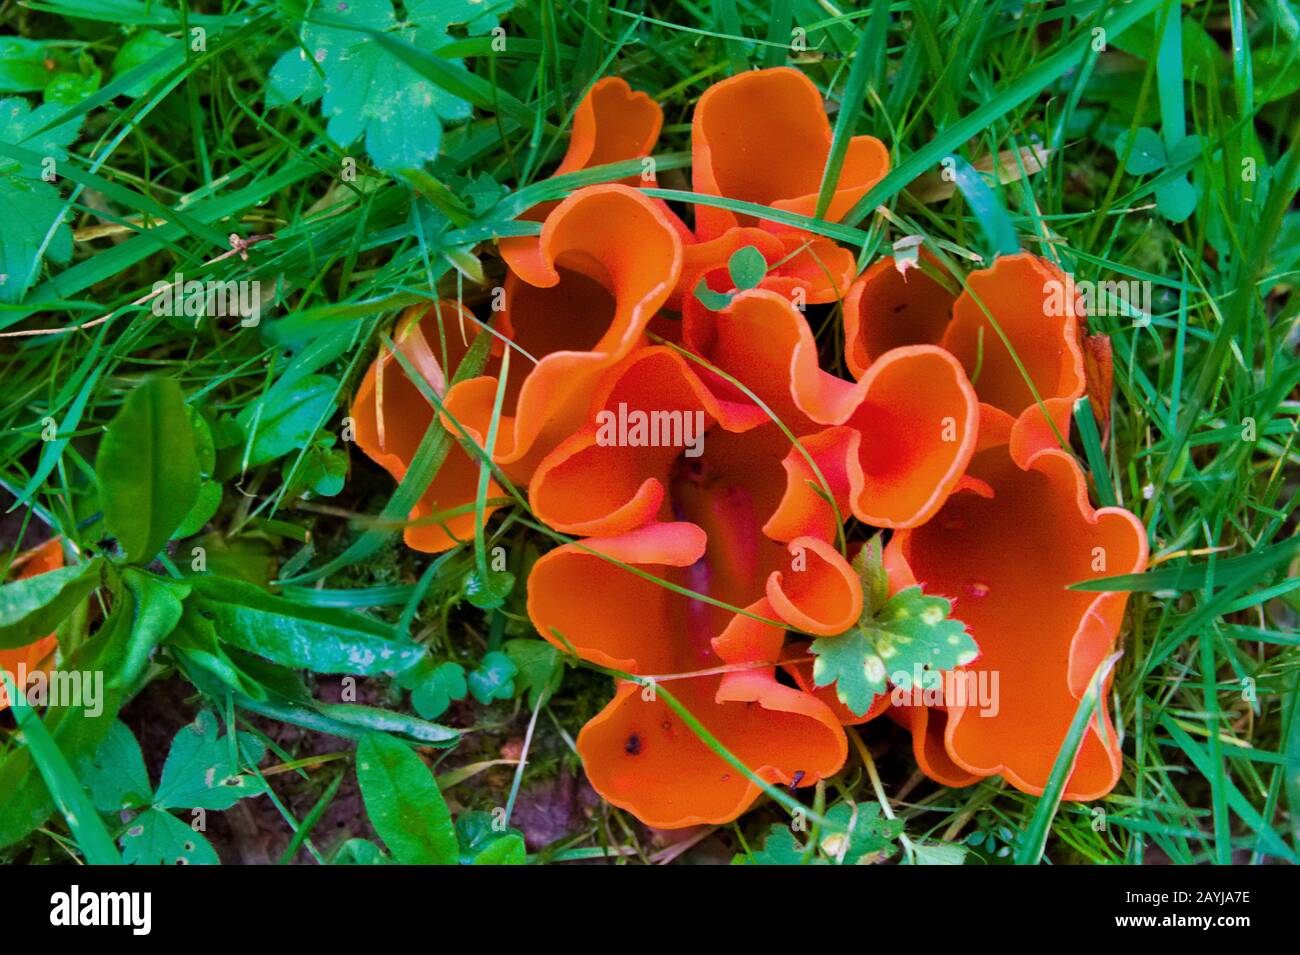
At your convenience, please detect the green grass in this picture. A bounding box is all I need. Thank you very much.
[0,0,1297,866]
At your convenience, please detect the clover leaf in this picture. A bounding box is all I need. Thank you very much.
[693,244,768,311]
[810,537,977,716]
[267,0,499,174]
[1114,127,1201,223]
[405,660,473,722]
[81,712,267,866]
[468,650,516,704]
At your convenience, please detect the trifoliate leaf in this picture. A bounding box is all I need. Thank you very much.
[504,638,563,707]
[267,0,499,173]
[1115,126,1166,176]
[111,30,180,98]
[1167,134,1203,167]
[153,710,268,811]
[463,567,514,610]
[281,439,348,500]
[1155,175,1197,223]
[80,721,153,813]
[409,661,468,719]
[461,171,506,216]
[468,650,516,705]
[0,96,82,304]
[810,536,976,716]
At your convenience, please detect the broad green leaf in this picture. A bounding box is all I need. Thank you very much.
[0,39,73,93]
[177,648,455,747]
[236,373,337,467]
[267,0,498,173]
[117,569,189,687]
[110,30,179,98]
[187,575,426,676]
[172,481,222,539]
[355,732,457,865]
[313,701,459,744]
[153,710,267,810]
[80,720,153,813]
[0,96,82,303]
[811,539,976,716]
[120,808,219,865]
[0,558,100,650]
[1255,46,1300,104]
[174,409,222,538]
[168,610,277,702]
[96,378,202,564]
[44,68,102,107]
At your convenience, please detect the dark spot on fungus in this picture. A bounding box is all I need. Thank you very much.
[791,770,806,789]
[625,733,642,755]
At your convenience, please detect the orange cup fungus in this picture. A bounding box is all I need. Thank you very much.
[349,66,1147,826]
[691,67,889,238]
